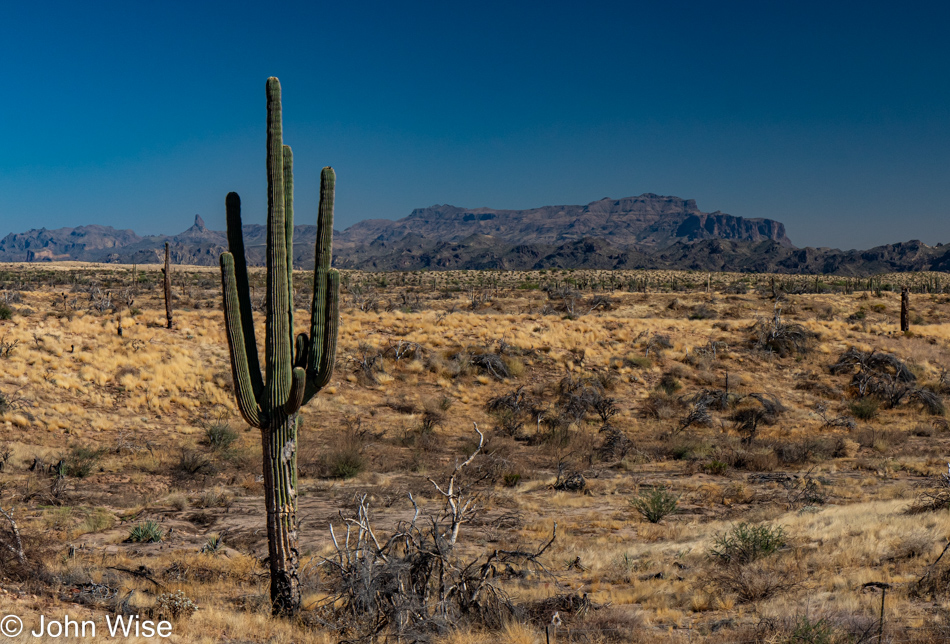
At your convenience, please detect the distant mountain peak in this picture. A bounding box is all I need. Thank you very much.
[7,193,941,276]
[337,194,791,249]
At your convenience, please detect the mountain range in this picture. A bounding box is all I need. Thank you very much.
[1,194,946,275]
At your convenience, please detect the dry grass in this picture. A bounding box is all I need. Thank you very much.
[1,265,950,641]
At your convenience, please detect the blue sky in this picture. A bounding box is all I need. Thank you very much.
[1,1,948,249]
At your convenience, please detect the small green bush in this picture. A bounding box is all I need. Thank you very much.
[0,303,13,320]
[783,615,837,644]
[328,449,365,479]
[709,522,786,565]
[623,356,652,369]
[202,423,238,452]
[62,446,107,478]
[657,373,682,396]
[849,397,879,421]
[127,520,164,543]
[630,486,679,523]
[703,459,729,475]
[502,472,522,487]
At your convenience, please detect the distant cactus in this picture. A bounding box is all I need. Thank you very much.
[901,286,910,332]
[219,77,339,617]
[162,242,173,329]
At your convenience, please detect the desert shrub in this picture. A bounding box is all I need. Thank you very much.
[156,590,198,620]
[0,303,12,320]
[782,615,840,644]
[470,352,510,380]
[623,355,652,369]
[770,439,833,466]
[598,426,632,461]
[320,417,370,479]
[327,448,364,479]
[172,449,216,479]
[709,522,786,565]
[502,472,522,487]
[668,439,711,461]
[554,469,587,492]
[192,488,233,509]
[556,373,607,422]
[630,486,679,523]
[351,342,385,385]
[724,280,749,294]
[657,372,682,395]
[61,445,106,478]
[912,422,935,437]
[502,355,525,377]
[0,508,50,581]
[486,387,533,438]
[201,423,238,452]
[683,387,739,412]
[784,474,829,507]
[706,559,797,603]
[909,470,950,513]
[79,507,115,534]
[127,520,164,543]
[689,304,718,320]
[751,313,816,357]
[849,397,879,420]
[522,595,641,641]
[704,459,729,475]
[166,493,188,511]
[642,391,686,421]
[315,437,555,640]
[831,347,943,414]
[730,393,786,446]
[644,333,673,358]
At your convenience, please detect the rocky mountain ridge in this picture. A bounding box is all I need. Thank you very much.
[335,194,791,249]
[1,196,945,276]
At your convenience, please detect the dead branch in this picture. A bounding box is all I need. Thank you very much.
[0,507,25,565]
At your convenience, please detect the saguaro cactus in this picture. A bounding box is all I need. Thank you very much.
[163,242,173,329]
[901,286,910,332]
[219,77,339,616]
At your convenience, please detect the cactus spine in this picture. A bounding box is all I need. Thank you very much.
[219,77,339,617]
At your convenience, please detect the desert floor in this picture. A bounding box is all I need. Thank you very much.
[1,264,950,643]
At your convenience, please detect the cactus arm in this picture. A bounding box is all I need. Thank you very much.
[264,77,293,412]
[306,268,339,398]
[293,333,309,369]
[224,192,264,400]
[315,167,334,273]
[220,252,262,428]
[283,144,295,339]
[302,267,338,402]
[284,367,306,416]
[303,167,339,403]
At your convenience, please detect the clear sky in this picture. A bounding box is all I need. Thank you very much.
[1,1,948,250]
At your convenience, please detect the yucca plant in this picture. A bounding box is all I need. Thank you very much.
[127,520,164,543]
[630,486,679,523]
